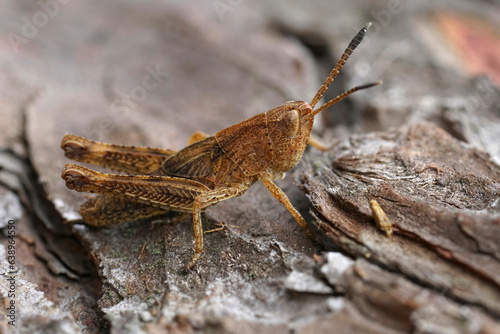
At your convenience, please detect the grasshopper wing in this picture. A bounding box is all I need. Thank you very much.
[161,136,224,178]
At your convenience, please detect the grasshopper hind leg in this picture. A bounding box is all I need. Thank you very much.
[61,134,176,175]
[78,195,170,227]
[61,132,210,175]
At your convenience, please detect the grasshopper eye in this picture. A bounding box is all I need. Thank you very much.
[278,109,300,138]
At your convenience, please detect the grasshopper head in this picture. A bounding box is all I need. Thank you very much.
[265,101,315,173]
[266,22,381,174]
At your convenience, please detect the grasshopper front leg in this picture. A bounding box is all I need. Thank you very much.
[259,172,313,239]
[307,136,329,152]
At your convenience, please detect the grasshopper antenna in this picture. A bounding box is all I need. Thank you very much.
[310,22,372,109]
[309,81,382,118]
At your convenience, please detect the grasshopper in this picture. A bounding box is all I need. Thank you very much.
[61,23,380,270]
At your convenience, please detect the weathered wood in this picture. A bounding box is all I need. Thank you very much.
[300,122,500,328]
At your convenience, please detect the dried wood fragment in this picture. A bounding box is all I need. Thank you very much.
[369,199,393,238]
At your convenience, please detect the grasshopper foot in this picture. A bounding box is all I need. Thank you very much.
[184,252,202,271]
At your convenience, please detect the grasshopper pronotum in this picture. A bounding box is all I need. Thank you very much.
[61,23,380,270]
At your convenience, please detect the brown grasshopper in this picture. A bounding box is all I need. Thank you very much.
[61,23,380,270]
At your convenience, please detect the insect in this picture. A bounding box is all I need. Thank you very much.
[61,23,380,270]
